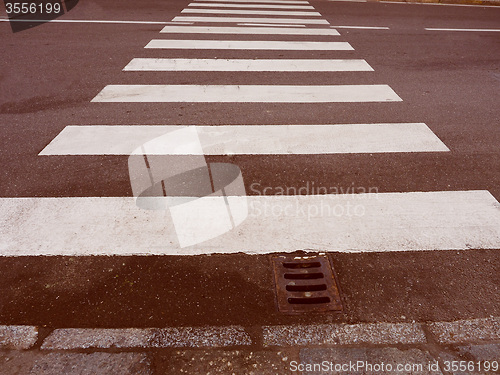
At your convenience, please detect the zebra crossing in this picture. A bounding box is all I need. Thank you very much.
[2,0,500,256]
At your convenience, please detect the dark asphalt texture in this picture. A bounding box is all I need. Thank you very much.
[0,0,499,328]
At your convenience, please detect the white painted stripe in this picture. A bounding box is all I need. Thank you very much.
[237,23,306,27]
[2,191,499,255]
[39,124,449,156]
[171,16,329,24]
[123,58,373,72]
[425,28,500,32]
[330,25,390,30]
[0,19,194,25]
[379,0,500,7]
[194,0,310,3]
[145,39,351,50]
[91,85,401,103]
[188,3,315,8]
[180,8,322,15]
[160,25,336,34]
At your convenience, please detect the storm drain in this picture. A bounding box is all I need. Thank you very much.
[271,254,343,314]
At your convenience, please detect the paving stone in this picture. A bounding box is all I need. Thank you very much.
[41,326,251,349]
[0,351,151,375]
[299,347,443,375]
[456,343,500,361]
[434,344,500,375]
[428,317,500,344]
[263,322,426,347]
[0,350,41,375]
[162,349,298,375]
[0,326,38,350]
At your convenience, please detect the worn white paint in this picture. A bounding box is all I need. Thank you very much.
[425,28,500,32]
[330,25,389,30]
[91,84,401,103]
[160,25,334,34]
[180,8,322,16]
[1,191,500,255]
[123,58,372,71]
[193,0,310,3]
[188,3,315,8]
[39,124,448,155]
[236,23,306,27]
[0,18,194,25]
[145,39,351,50]
[171,16,329,24]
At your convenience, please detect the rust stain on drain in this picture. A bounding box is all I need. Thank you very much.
[272,254,343,314]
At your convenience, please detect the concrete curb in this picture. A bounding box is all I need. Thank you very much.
[1,317,499,351]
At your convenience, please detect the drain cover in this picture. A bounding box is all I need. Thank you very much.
[271,254,343,314]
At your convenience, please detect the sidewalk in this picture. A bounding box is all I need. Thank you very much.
[1,317,499,374]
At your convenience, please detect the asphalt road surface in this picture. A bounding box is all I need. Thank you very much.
[0,0,499,330]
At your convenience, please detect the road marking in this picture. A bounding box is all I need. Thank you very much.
[379,0,500,7]
[330,25,390,30]
[39,124,449,156]
[188,3,315,8]
[171,16,329,24]
[123,58,373,71]
[2,191,499,255]
[0,19,194,25]
[236,23,306,27]
[160,25,335,34]
[180,9,322,16]
[91,84,401,103]
[193,0,310,3]
[145,39,351,50]
[425,28,500,32]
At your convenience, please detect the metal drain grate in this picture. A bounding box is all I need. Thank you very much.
[271,254,343,314]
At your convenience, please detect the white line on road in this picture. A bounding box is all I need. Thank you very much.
[379,0,500,8]
[180,8,322,15]
[2,191,499,255]
[193,0,310,3]
[330,25,390,30]
[91,84,401,103]
[425,28,500,32]
[171,16,329,24]
[123,58,373,71]
[145,39,351,50]
[236,23,306,27]
[188,2,315,8]
[0,19,194,25]
[160,25,335,34]
[38,124,449,156]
